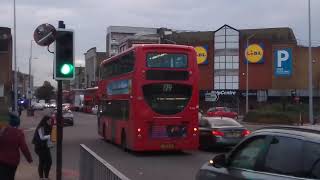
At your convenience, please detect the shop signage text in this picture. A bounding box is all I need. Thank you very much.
[212,90,236,96]
[274,48,292,77]
[245,43,264,64]
[195,45,208,65]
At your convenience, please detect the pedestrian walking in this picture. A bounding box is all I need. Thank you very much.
[32,115,53,180]
[0,112,33,180]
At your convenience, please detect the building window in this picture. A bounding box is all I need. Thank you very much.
[214,75,238,90]
[214,25,239,90]
[214,56,239,70]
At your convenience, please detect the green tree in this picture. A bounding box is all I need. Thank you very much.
[35,81,56,102]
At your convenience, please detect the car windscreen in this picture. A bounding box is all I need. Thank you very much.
[207,119,240,127]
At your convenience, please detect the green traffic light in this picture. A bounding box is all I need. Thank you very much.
[60,64,74,75]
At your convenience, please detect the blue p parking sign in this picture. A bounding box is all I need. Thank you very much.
[274,48,292,77]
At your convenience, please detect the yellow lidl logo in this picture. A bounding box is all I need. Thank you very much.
[195,46,208,64]
[245,44,264,63]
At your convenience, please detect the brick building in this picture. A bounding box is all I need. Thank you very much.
[162,25,320,111]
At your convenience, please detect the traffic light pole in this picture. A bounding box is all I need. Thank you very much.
[56,79,63,180]
[56,20,65,180]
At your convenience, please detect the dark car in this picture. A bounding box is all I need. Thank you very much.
[196,126,320,180]
[52,109,74,126]
[207,107,238,119]
[199,117,250,149]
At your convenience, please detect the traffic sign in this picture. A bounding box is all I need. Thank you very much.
[33,23,56,46]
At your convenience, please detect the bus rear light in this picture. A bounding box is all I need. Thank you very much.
[137,128,143,138]
[193,127,198,136]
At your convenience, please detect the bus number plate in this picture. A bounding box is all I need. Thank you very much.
[160,144,175,149]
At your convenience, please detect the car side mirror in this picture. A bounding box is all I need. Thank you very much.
[210,154,227,168]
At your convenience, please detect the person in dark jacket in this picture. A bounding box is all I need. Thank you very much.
[0,112,33,180]
[32,115,53,180]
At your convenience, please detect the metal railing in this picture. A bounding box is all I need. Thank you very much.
[79,144,131,180]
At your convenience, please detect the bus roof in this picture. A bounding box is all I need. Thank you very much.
[100,44,195,66]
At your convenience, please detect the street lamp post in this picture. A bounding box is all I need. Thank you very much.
[245,34,255,113]
[13,0,18,112]
[308,0,313,124]
[28,40,33,108]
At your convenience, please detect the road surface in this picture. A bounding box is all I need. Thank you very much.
[20,109,261,180]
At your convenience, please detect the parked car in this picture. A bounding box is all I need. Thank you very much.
[45,103,50,108]
[62,103,71,111]
[196,126,320,180]
[207,107,238,119]
[51,109,74,126]
[199,117,250,149]
[32,103,44,110]
[49,103,56,108]
[62,109,74,126]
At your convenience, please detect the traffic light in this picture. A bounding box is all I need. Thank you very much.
[54,29,74,80]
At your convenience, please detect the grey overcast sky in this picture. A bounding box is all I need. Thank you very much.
[0,0,319,86]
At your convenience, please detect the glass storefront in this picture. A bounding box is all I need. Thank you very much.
[214,25,240,90]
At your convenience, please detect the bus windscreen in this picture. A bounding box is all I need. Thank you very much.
[143,83,192,115]
[146,53,188,68]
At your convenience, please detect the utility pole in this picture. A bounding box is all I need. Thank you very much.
[28,40,33,108]
[13,0,18,112]
[308,0,313,125]
[245,34,255,113]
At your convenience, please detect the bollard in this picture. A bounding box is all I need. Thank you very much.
[51,125,57,143]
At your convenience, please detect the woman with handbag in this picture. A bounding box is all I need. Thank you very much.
[32,115,53,180]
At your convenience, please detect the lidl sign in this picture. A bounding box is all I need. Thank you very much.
[274,48,292,77]
[245,43,264,63]
[195,45,208,65]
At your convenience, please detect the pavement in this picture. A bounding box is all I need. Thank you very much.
[15,110,79,180]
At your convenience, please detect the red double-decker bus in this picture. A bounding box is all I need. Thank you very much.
[97,44,199,151]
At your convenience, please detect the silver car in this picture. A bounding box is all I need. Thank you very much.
[199,117,250,149]
[196,126,320,180]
